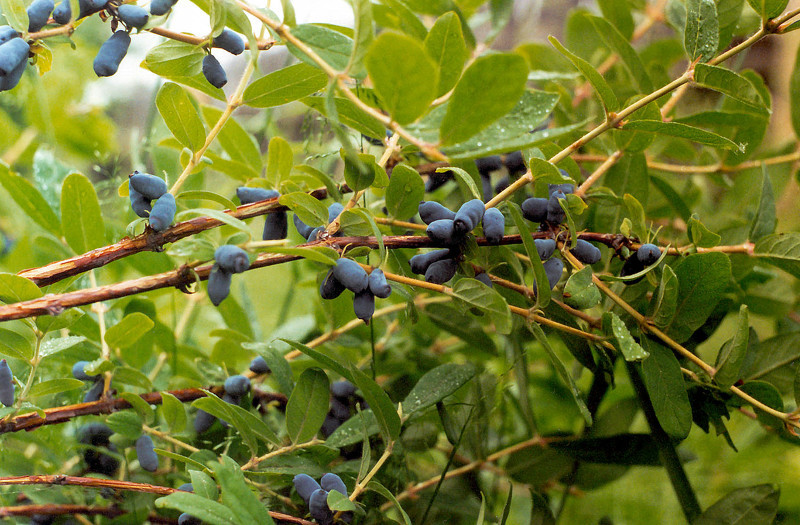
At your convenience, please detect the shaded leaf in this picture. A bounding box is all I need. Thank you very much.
[286,367,330,444]
[640,337,692,440]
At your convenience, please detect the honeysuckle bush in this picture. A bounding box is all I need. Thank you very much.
[2,0,800,523]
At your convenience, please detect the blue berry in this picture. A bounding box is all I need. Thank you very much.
[136,435,158,472]
[215,245,250,274]
[327,202,344,224]
[27,0,54,32]
[72,361,99,382]
[52,0,71,23]
[237,187,278,204]
[320,268,346,300]
[148,192,176,231]
[213,29,245,55]
[202,54,227,88]
[474,272,493,287]
[129,187,152,218]
[330,380,356,399]
[83,379,104,402]
[224,375,251,397]
[0,26,19,45]
[194,409,216,433]
[263,211,288,240]
[521,197,548,223]
[93,31,131,77]
[129,171,167,200]
[475,155,502,175]
[177,483,193,492]
[548,183,575,196]
[306,226,324,242]
[178,513,202,525]
[207,267,232,306]
[571,239,601,265]
[293,214,314,238]
[249,356,270,374]
[332,258,369,293]
[425,258,458,285]
[426,219,457,245]
[503,151,525,175]
[320,473,348,496]
[453,199,485,235]
[0,38,29,76]
[546,191,566,224]
[309,488,333,524]
[117,4,149,28]
[409,249,452,275]
[637,243,661,266]
[78,0,108,18]
[293,473,321,504]
[0,359,13,406]
[149,0,178,16]
[353,290,375,323]
[534,239,556,261]
[368,269,391,298]
[543,257,563,290]
[481,207,505,245]
[419,201,456,224]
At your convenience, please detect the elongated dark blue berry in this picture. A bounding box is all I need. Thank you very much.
[320,268,346,299]
[637,243,661,266]
[72,361,99,382]
[548,183,575,196]
[207,266,232,306]
[0,26,18,45]
[136,435,158,472]
[571,239,601,265]
[454,199,484,235]
[368,268,391,298]
[27,0,54,32]
[52,0,71,23]
[93,31,130,77]
[353,290,375,323]
[178,513,202,525]
[149,0,178,15]
[546,190,566,224]
[249,356,270,374]
[194,409,216,433]
[213,28,244,55]
[321,473,348,496]
[620,255,645,284]
[224,375,251,397]
[543,257,563,290]
[475,155,502,175]
[237,187,278,204]
[474,272,493,287]
[202,54,227,88]
[503,151,525,175]
[117,4,149,28]
[330,397,350,420]
[306,226,324,242]
[0,38,29,76]
[129,187,151,218]
[0,359,13,406]
[521,197,548,223]
[425,258,458,284]
[79,422,113,444]
[149,192,176,231]
[215,245,250,273]
[83,379,104,402]
[418,201,455,224]
[534,239,556,261]
[294,474,321,504]
[482,208,504,244]
[409,249,452,275]
[309,488,333,523]
[331,380,356,399]
[426,219,457,245]
[129,171,167,200]
[333,258,369,293]
[327,202,344,223]
[78,0,108,18]
[263,211,287,240]
[293,214,314,239]
[177,483,193,492]
[0,55,25,92]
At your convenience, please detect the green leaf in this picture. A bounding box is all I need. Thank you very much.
[192,394,266,454]
[443,119,581,160]
[738,380,784,429]
[142,41,225,101]
[651,265,678,329]
[243,63,328,108]
[201,107,261,169]
[348,208,385,261]
[0,165,62,236]
[279,192,329,228]
[105,313,155,349]
[439,53,528,146]
[265,136,293,189]
[597,0,634,39]
[0,328,32,361]
[259,246,338,266]
[424,11,469,97]
[640,337,692,440]
[609,313,649,362]
[39,335,85,359]
[506,202,550,307]
[549,434,661,465]
[745,0,788,19]
[450,278,513,334]
[280,339,353,381]
[563,266,601,310]
[368,481,413,525]
[694,64,767,110]
[156,83,206,153]
[372,0,428,41]
[346,0,373,76]
[327,489,356,511]
[664,252,731,343]
[385,163,425,220]
[715,305,750,389]
[177,190,237,211]
[28,378,83,398]
[155,492,239,525]
[326,409,380,447]
[286,367,330,444]
[190,470,219,500]
[443,167,482,200]
[749,166,776,242]
[176,209,253,236]
[687,215,722,248]
[528,322,592,425]
[214,456,276,525]
[348,363,401,441]
[365,31,438,125]
[287,24,353,71]
[302,95,385,138]
[119,392,155,422]
[160,392,187,433]
[106,411,143,439]
[343,152,377,191]
[60,173,105,254]
[0,273,42,304]
[548,36,618,113]
[694,484,779,525]
[685,0,719,62]
[623,194,648,243]
[621,120,741,150]
[0,0,28,32]
[789,43,800,140]
[402,363,477,415]
[754,233,800,278]
[745,333,800,392]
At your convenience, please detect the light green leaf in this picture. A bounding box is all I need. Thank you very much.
[622,119,741,150]
[243,63,328,108]
[142,41,225,102]
[346,0,373,76]
[201,107,262,169]
[287,24,353,71]
[39,335,85,359]
[439,53,528,146]
[156,82,206,153]
[424,11,469,97]
[301,95,386,138]
[28,378,83,398]
[214,456,276,525]
[286,367,330,444]
[60,173,105,254]
[105,313,155,349]
[694,63,767,110]
[506,202,550,307]
[279,192,328,228]
[177,190,237,211]
[265,136,293,189]
[365,31,438,125]
[160,391,187,433]
[259,246,338,266]
[745,0,788,19]
[749,165,777,242]
[106,411,143,439]
[548,36,618,113]
[0,165,62,236]
[386,163,425,221]
[563,267,601,310]
[685,0,719,62]
[155,492,239,525]
[176,209,252,235]
[0,273,42,304]
[0,0,28,32]
[443,167,482,200]
[0,328,32,361]
[609,313,649,361]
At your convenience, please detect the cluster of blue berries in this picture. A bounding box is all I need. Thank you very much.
[207,245,250,306]
[77,422,159,476]
[321,380,361,437]
[620,243,662,284]
[293,472,350,525]
[411,199,504,284]
[194,374,251,433]
[474,151,526,199]
[320,259,392,324]
[128,171,176,231]
[0,26,29,92]
[72,360,104,402]
[236,187,287,240]
[202,29,244,88]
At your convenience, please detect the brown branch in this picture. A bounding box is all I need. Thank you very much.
[146,27,275,50]
[0,387,287,434]
[0,504,174,523]
[0,479,312,524]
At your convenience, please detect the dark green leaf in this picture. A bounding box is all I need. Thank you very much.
[424,303,497,352]
[548,36,618,113]
[694,484,779,525]
[402,363,477,415]
[651,265,678,329]
[28,378,83,398]
[60,173,105,254]
[385,163,425,220]
[155,492,239,525]
[214,456,275,525]
[529,491,556,525]
[737,380,784,429]
[745,0,788,19]
[424,11,468,97]
[506,202,550,307]
[622,120,741,150]
[694,63,767,110]
[243,63,328,108]
[286,367,330,444]
[343,152,377,192]
[640,337,692,440]
[287,24,353,71]
[278,192,328,227]
[754,233,800,278]
[326,409,380,447]
[685,0,719,62]
[563,266,601,310]
[105,313,155,349]
[450,278,513,334]
[549,434,661,465]
[349,364,401,441]
[715,305,750,389]
[749,166,776,242]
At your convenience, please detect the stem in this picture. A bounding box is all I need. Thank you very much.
[147,26,275,49]
[625,361,702,522]
[240,439,321,471]
[348,440,395,502]
[574,150,624,198]
[142,424,198,453]
[17,333,43,403]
